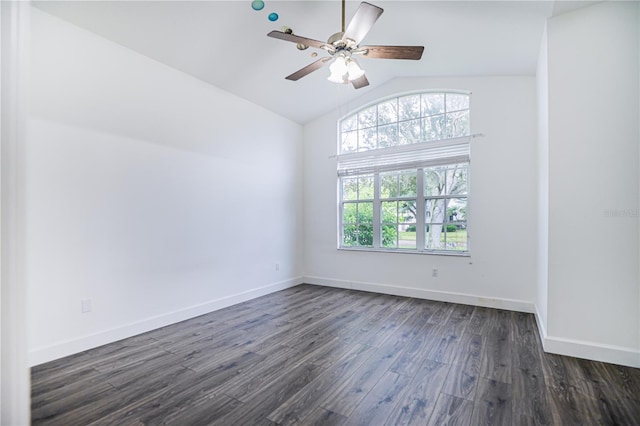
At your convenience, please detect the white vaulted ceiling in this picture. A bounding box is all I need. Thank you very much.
[33,1,591,124]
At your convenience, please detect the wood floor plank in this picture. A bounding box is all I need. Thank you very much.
[266,343,377,425]
[384,360,450,426]
[466,306,491,336]
[319,333,410,416]
[101,350,184,390]
[426,301,455,324]
[540,352,582,390]
[177,343,254,373]
[441,333,484,401]
[480,313,512,384]
[546,382,604,425]
[31,284,640,426]
[427,393,474,426]
[217,345,294,398]
[315,291,363,315]
[78,365,195,425]
[598,361,640,401]
[242,312,333,353]
[449,303,475,322]
[286,309,360,346]
[301,406,348,426]
[488,309,512,333]
[357,305,412,348]
[390,322,439,377]
[276,303,333,325]
[572,358,640,424]
[511,368,552,425]
[392,306,436,344]
[346,303,399,344]
[295,335,366,369]
[469,378,511,426]
[155,392,242,425]
[155,323,248,353]
[426,321,465,364]
[238,348,324,404]
[32,382,120,424]
[91,351,264,424]
[344,371,412,426]
[510,312,552,424]
[212,361,323,426]
[592,395,640,425]
[30,351,94,387]
[31,367,102,405]
[336,303,389,343]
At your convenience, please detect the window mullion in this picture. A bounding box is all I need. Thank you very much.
[338,178,344,248]
[416,168,425,250]
[373,172,381,248]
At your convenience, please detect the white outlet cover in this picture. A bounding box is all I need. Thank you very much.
[81,299,92,313]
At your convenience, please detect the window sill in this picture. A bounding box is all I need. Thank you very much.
[338,247,471,257]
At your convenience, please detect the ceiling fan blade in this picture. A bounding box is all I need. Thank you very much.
[351,74,370,89]
[285,57,331,81]
[360,45,425,60]
[342,2,383,45]
[267,30,328,50]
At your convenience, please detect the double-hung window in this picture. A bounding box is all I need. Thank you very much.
[337,91,471,255]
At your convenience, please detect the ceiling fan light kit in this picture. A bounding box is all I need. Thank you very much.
[267,1,424,89]
[328,55,365,84]
[346,58,365,79]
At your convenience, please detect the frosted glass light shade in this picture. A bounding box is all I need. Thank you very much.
[328,57,348,83]
[347,60,365,80]
[328,73,348,83]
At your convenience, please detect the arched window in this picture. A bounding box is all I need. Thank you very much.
[337,91,470,254]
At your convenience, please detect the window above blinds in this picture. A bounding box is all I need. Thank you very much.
[339,91,471,155]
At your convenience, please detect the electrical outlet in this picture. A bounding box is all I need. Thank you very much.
[81,298,92,313]
[432,268,438,277]
[275,263,280,271]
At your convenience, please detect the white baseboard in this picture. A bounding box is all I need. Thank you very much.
[305,276,640,368]
[533,305,548,350]
[532,306,639,368]
[303,276,536,313]
[541,335,640,368]
[29,277,303,367]
[533,305,640,368]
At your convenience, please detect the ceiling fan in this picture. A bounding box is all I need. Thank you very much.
[267,0,424,89]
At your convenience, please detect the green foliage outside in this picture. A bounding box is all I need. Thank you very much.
[381,224,397,247]
[343,206,397,247]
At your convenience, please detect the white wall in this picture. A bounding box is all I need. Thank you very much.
[24,0,640,375]
[545,1,639,367]
[303,76,538,311]
[535,24,549,339]
[27,8,303,365]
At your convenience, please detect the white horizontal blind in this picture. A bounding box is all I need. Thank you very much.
[337,135,471,177]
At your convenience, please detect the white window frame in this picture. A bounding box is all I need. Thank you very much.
[337,91,472,256]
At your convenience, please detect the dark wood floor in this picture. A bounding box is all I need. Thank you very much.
[32,284,640,425]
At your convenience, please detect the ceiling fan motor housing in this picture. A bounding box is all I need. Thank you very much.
[328,31,345,47]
